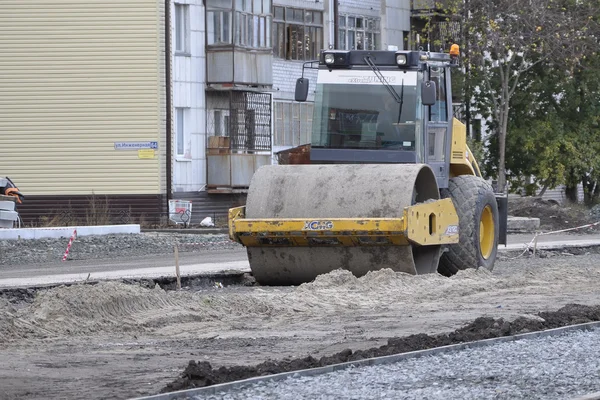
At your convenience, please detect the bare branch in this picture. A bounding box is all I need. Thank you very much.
[482,72,500,121]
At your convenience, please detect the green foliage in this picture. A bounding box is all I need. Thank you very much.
[410,0,463,51]
[503,52,600,203]
[412,0,600,201]
[458,0,600,192]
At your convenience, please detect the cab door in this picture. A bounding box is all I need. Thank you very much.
[424,66,451,189]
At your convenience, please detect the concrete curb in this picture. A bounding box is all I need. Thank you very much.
[142,228,228,235]
[499,239,600,252]
[0,225,141,240]
[507,216,540,233]
[573,392,600,400]
[131,322,600,400]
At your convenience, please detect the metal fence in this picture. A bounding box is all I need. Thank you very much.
[229,91,272,151]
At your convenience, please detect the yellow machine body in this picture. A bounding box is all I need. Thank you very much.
[229,197,459,247]
[449,118,482,178]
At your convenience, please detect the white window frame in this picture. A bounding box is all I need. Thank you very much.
[175,108,191,160]
[212,109,230,136]
[174,3,190,54]
[207,10,233,45]
[338,15,380,51]
[272,7,323,60]
[233,0,271,49]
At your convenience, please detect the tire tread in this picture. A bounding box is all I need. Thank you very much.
[438,175,498,276]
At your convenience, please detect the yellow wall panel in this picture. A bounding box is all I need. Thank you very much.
[0,0,166,195]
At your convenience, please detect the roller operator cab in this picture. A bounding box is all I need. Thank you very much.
[229,47,508,285]
[297,49,472,189]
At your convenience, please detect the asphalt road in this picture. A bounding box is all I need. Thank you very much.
[0,249,250,288]
[1,233,600,288]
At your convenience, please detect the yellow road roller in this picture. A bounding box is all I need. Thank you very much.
[229,47,508,285]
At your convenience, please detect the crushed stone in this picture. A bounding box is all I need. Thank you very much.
[0,232,242,266]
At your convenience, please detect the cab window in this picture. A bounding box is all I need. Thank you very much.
[429,67,448,122]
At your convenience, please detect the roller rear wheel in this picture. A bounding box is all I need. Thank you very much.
[438,175,499,277]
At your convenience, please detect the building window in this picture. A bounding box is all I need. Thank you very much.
[273,7,323,60]
[208,11,232,44]
[338,15,380,50]
[234,0,272,48]
[174,4,189,53]
[207,0,232,45]
[212,109,230,136]
[214,110,222,136]
[273,101,313,146]
[207,0,272,48]
[176,108,186,156]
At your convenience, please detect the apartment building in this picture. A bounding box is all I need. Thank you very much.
[0,0,167,225]
[171,0,414,221]
[0,0,442,225]
[271,0,411,154]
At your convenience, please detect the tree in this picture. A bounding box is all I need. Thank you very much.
[461,0,599,192]
[502,55,571,194]
[499,51,600,204]
[554,54,600,204]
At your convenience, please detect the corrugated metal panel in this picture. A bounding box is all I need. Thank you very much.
[542,184,585,204]
[207,52,234,83]
[542,188,566,204]
[207,50,273,86]
[232,51,273,86]
[16,194,165,226]
[0,0,164,196]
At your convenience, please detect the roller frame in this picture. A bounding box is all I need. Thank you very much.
[229,198,459,247]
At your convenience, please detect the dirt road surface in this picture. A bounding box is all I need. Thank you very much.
[1,245,600,400]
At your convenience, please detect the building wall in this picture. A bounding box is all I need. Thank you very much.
[380,0,411,50]
[171,0,207,192]
[271,0,324,103]
[0,0,166,196]
[271,0,323,155]
[270,0,412,155]
[272,60,318,156]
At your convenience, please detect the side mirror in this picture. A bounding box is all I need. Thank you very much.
[295,78,309,102]
[421,80,437,106]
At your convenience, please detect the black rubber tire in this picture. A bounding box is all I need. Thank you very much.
[438,175,499,277]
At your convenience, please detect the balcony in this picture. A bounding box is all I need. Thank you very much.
[206,0,273,87]
[206,90,272,193]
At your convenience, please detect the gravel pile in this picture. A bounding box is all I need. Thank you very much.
[198,328,600,400]
[0,232,243,266]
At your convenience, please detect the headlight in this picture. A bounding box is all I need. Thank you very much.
[396,54,407,65]
[321,51,350,68]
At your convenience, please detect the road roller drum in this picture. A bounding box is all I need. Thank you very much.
[237,164,449,285]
